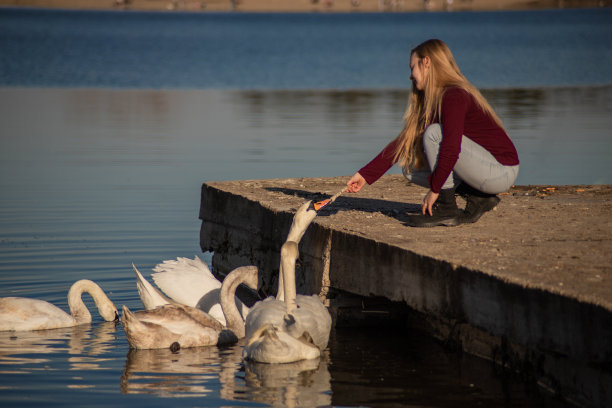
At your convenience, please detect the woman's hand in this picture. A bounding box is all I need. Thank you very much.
[346,172,366,193]
[422,190,439,216]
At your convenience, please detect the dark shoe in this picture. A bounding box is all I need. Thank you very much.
[457,183,501,224]
[405,188,461,228]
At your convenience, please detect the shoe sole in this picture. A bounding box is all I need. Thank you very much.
[406,216,461,228]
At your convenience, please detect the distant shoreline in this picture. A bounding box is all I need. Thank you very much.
[0,0,609,13]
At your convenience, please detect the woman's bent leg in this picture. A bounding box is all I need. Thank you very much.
[454,136,519,195]
[402,167,430,188]
[453,136,519,222]
[421,124,459,190]
[419,123,519,224]
[421,124,519,193]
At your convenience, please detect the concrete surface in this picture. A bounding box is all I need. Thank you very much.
[199,175,611,407]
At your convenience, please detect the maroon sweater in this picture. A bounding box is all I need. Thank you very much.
[358,87,519,193]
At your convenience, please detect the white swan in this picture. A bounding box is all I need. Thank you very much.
[133,256,250,326]
[243,200,333,364]
[133,263,173,310]
[0,279,118,332]
[122,265,258,350]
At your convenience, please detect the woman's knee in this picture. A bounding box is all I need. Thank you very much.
[478,165,519,194]
[423,124,442,144]
[403,167,431,188]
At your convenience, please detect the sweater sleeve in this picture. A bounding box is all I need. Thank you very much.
[428,88,469,193]
[357,138,399,185]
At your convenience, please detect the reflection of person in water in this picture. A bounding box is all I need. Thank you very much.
[347,39,519,227]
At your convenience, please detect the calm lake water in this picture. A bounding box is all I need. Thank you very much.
[1,7,611,407]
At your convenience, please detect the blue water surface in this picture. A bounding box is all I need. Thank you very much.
[1,7,611,89]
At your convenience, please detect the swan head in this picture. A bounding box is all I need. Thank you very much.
[227,265,258,291]
[100,302,120,322]
[286,201,318,243]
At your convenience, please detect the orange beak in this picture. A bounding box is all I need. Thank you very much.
[313,199,331,211]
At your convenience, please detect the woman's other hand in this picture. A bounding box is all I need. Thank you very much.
[347,172,366,193]
[422,190,439,216]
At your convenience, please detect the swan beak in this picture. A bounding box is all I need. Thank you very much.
[309,187,346,212]
[311,198,331,211]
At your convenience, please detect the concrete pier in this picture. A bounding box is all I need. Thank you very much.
[199,175,611,407]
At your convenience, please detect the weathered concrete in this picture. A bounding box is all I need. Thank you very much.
[199,175,611,407]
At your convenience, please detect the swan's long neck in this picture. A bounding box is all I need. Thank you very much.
[68,279,116,325]
[277,262,285,302]
[220,265,258,338]
[281,241,299,315]
[278,201,317,301]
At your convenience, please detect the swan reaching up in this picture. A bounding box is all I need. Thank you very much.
[122,265,258,350]
[133,256,250,326]
[0,279,119,332]
[243,200,333,364]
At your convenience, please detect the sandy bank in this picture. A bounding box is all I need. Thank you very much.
[1,0,609,13]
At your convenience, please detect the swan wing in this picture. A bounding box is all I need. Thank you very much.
[134,304,224,331]
[132,264,172,310]
[151,256,221,308]
[293,295,332,350]
[0,297,75,331]
[244,297,286,339]
[195,289,250,326]
[193,288,226,325]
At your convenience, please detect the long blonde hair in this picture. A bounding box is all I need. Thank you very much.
[393,39,504,170]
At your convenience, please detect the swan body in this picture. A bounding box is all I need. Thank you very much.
[122,304,236,350]
[123,265,258,349]
[244,294,330,363]
[243,201,332,363]
[245,291,331,352]
[134,256,250,326]
[0,279,118,332]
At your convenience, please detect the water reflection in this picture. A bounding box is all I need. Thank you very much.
[0,312,564,406]
[66,89,171,134]
[0,321,118,373]
[1,86,609,193]
[484,88,547,132]
[120,339,332,406]
[243,356,331,408]
[327,327,561,408]
[121,346,223,397]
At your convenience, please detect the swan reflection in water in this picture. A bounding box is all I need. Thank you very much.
[121,339,331,406]
[0,321,118,373]
[1,316,331,405]
[243,353,331,408]
[120,343,231,397]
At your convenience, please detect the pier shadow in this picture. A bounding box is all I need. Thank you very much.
[264,187,422,224]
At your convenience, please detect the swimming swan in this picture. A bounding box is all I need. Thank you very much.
[243,200,333,363]
[122,265,258,350]
[133,256,250,326]
[0,279,119,332]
